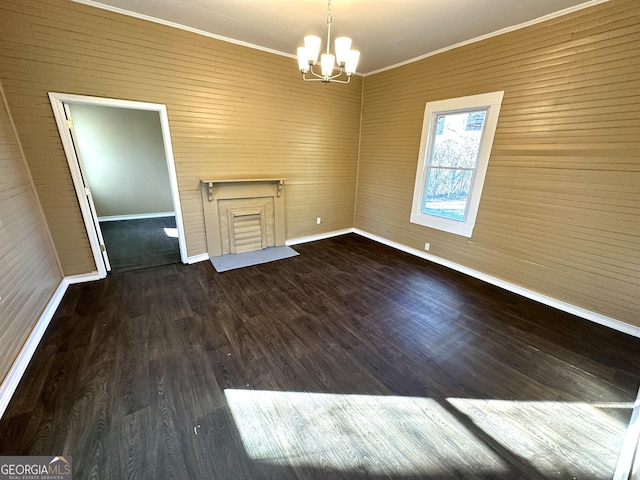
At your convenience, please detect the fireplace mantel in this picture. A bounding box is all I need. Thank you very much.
[200,178,286,258]
[201,178,284,202]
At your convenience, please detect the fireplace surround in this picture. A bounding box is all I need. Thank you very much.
[200,178,285,258]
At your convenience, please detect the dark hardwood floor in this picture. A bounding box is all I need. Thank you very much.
[1,234,639,479]
[100,216,180,273]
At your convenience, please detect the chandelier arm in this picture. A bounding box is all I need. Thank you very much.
[328,65,346,79]
[301,74,351,84]
[327,76,351,84]
[301,73,324,82]
[306,65,326,79]
[304,64,352,84]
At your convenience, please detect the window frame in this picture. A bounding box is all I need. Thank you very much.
[410,91,504,237]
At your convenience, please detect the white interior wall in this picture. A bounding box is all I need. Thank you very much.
[68,104,174,218]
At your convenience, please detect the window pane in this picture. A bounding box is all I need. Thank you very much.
[411,91,504,236]
[465,111,486,131]
[431,110,486,168]
[422,168,473,221]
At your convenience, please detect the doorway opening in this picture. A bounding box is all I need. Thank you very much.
[99,216,181,273]
[49,93,187,277]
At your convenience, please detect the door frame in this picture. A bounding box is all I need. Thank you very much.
[49,92,188,277]
[62,102,112,273]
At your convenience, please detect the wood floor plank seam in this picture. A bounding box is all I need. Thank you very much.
[1,234,639,479]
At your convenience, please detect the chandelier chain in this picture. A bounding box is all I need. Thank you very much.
[326,0,332,55]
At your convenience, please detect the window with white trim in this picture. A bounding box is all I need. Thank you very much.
[410,91,504,237]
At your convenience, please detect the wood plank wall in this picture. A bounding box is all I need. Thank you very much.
[356,0,640,326]
[0,0,362,275]
[0,81,62,384]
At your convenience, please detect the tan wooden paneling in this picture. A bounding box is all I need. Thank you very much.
[0,0,362,274]
[2,0,637,328]
[356,0,640,326]
[0,81,62,384]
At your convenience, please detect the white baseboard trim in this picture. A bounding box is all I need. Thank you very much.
[286,228,355,246]
[23,233,354,281]
[98,212,174,222]
[0,279,69,419]
[65,271,103,284]
[186,228,357,263]
[187,253,210,264]
[354,228,640,339]
[0,271,106,419]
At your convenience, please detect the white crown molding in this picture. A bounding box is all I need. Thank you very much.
[365,0,610,76]
[71,0,366,77]
[71,0,297,60]
[67,0,605,77]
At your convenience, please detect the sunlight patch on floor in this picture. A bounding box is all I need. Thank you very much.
[163,227,178,238]
[225,389,507,476]
[224,389,632,478]
[446,397,631,478]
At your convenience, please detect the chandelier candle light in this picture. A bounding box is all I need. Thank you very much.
[297,0,360,83]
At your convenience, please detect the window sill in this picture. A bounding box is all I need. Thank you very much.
[410,213,474,237]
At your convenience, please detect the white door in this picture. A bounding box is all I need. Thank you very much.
[49,92,188,279]
[63,103,112,272]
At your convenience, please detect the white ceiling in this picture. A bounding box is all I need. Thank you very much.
[78,0,602,74]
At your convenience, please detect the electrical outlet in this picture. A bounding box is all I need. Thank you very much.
[424,242,430,251]
[316,217,321,225]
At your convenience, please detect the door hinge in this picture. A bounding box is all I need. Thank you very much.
[100,244,106,253]
[85,187,91,196]
[67,119,73,129]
